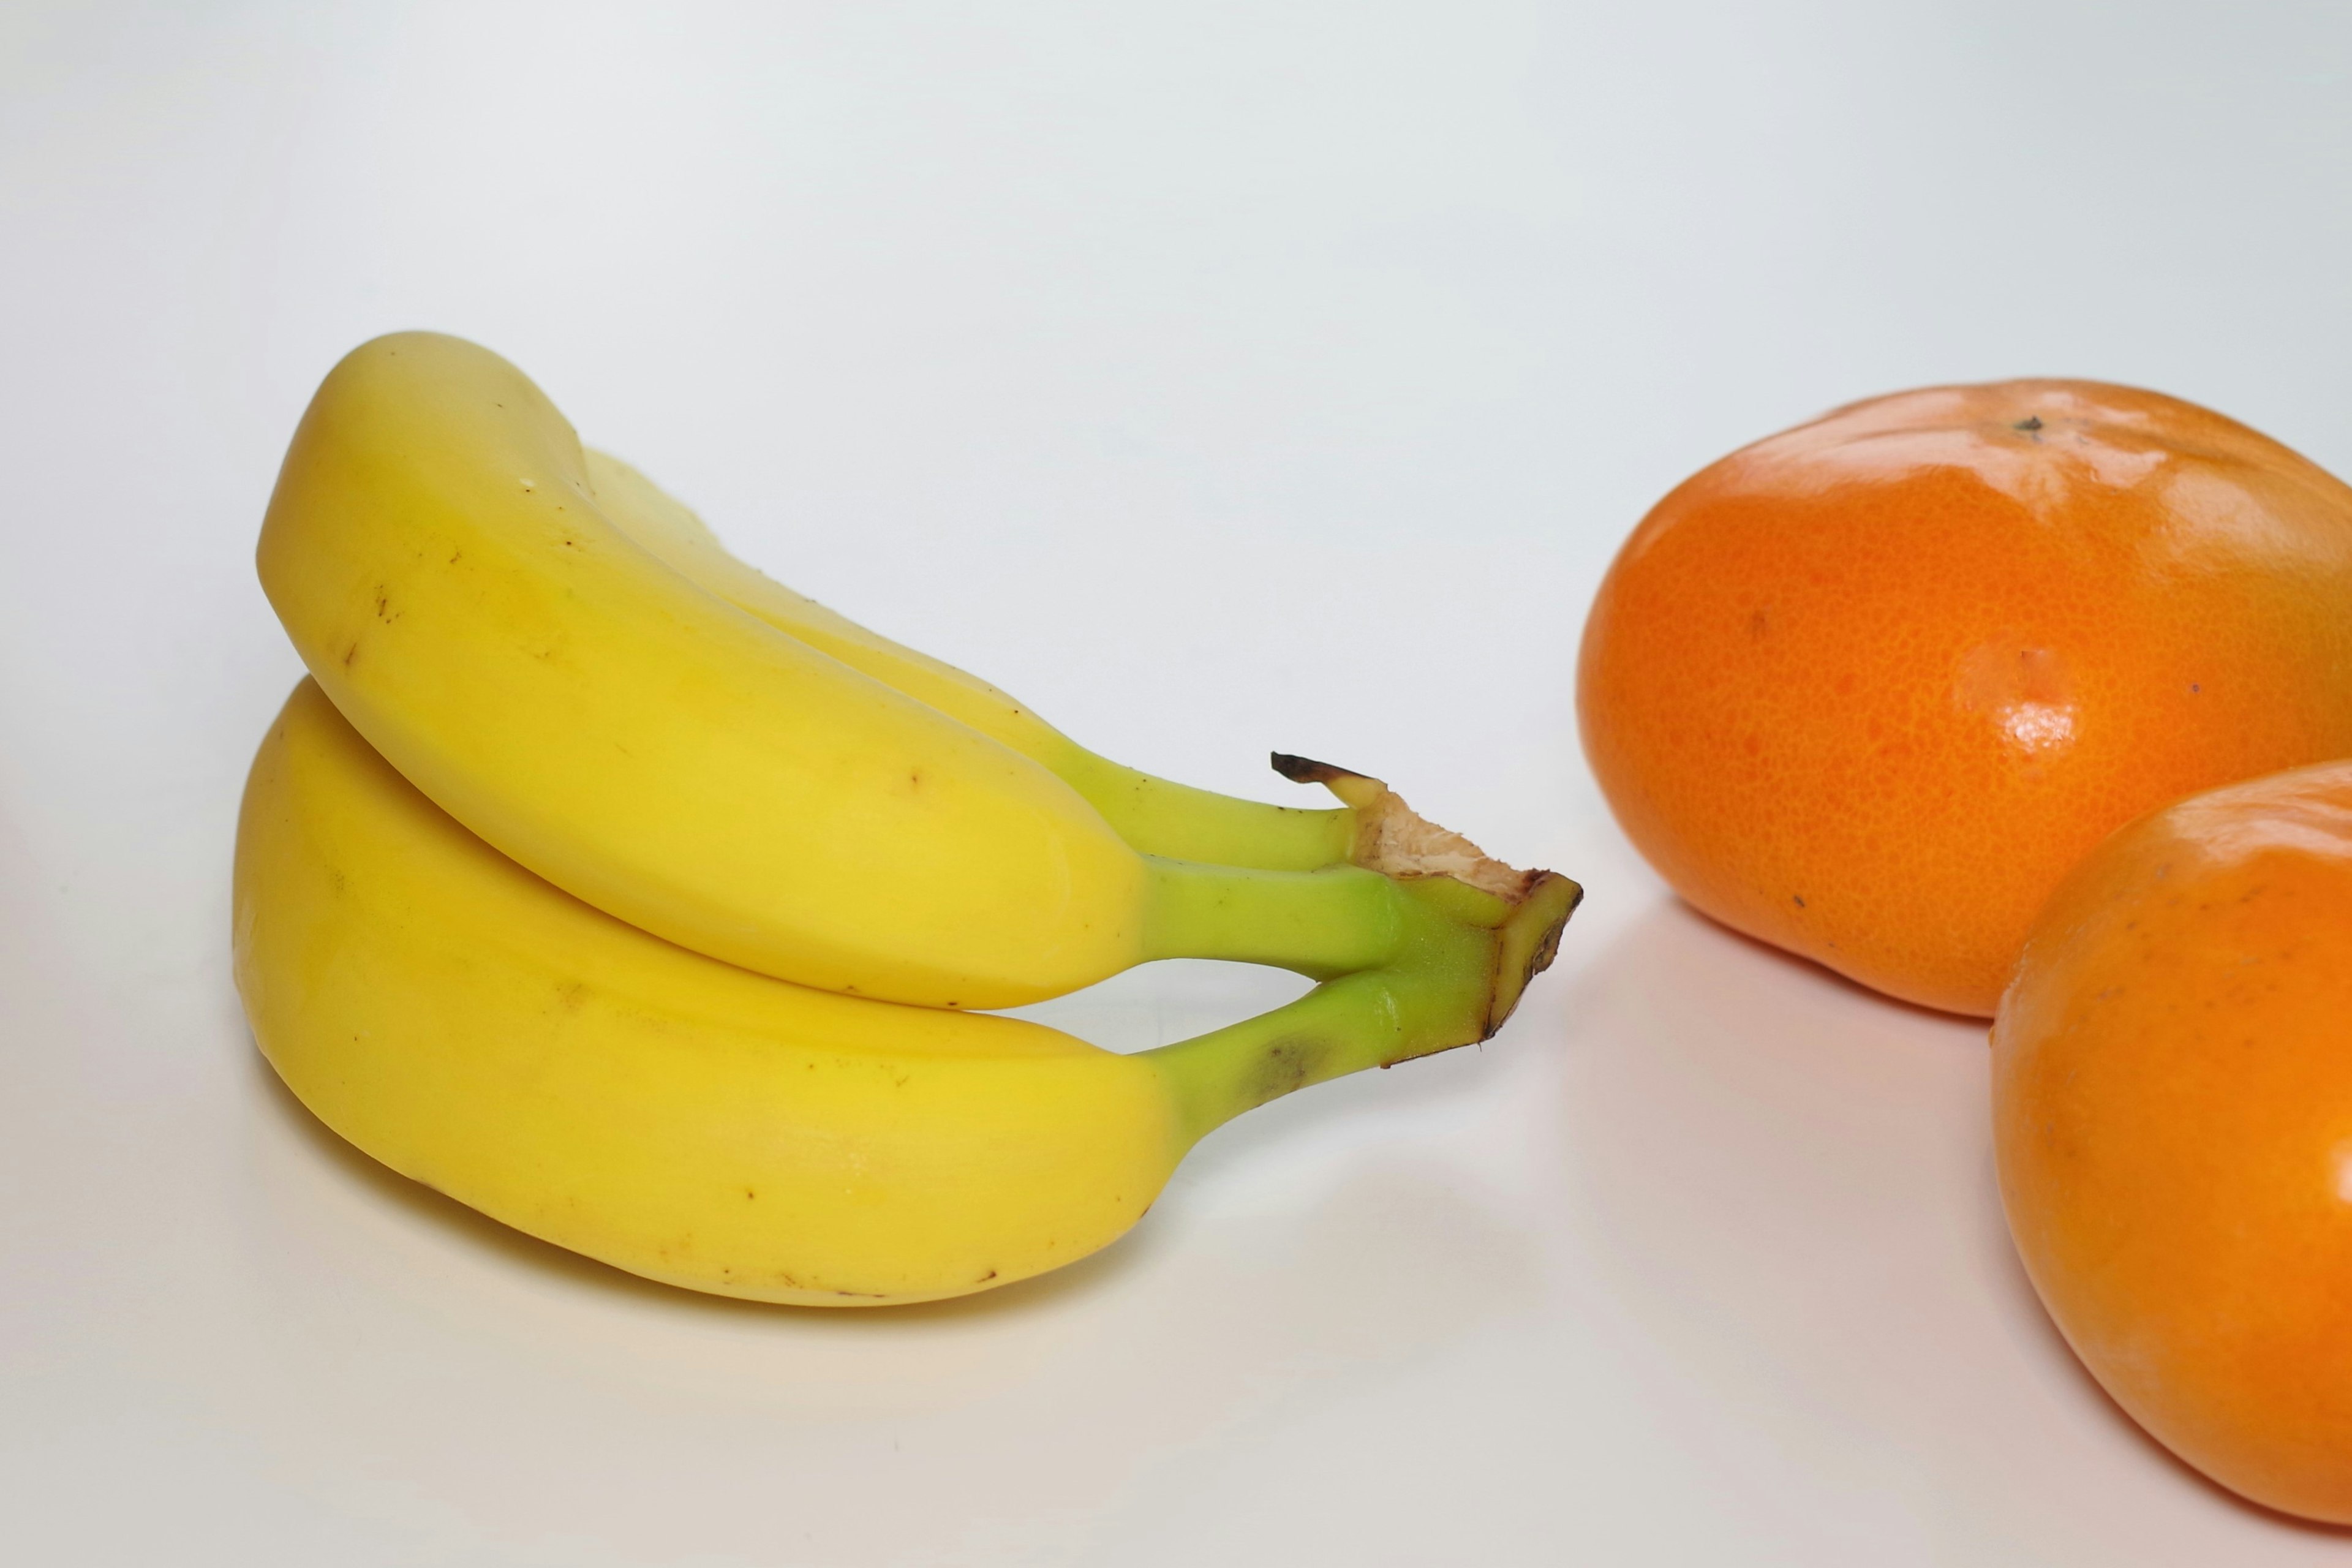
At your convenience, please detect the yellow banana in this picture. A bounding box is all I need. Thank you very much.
[258,333,1558,1009]
[235,681,1580,1306]
[582,449,1352,870]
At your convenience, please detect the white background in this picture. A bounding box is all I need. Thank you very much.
[6,2,2352,1562]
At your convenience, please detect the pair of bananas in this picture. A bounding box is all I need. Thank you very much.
[236,333,1580,1306]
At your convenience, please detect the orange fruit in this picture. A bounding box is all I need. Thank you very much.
[1577,380,2352,1016]
[1993,762,2352,1522]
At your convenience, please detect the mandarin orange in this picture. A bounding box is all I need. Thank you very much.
[1994,761,2352,1522]
[1578,380,2352,1016]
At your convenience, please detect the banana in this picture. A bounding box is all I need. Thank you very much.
[235,681,1580,1306]
[258,333,1561,1009]
[581,448,1352,871]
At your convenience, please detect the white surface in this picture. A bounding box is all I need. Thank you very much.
[6,2,2352,1562]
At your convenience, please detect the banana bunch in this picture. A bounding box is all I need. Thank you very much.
[238,333,1580,1306]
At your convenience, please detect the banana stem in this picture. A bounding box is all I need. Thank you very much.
[1146,871,1581,1144]
[1052,748,1355,871]
[1139,858,1436,978]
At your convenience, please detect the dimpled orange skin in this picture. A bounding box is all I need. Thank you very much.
[1994,763,2352,1522]
[1578,380,2352,1016]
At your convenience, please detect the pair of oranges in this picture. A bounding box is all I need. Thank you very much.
[1578,381,2352,1525]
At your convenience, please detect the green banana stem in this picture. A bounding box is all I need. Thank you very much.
[1148,869,1582,1143]
[1141,859,1430,978]
[1137,753,1575,982]
[1049,747,1354,871]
